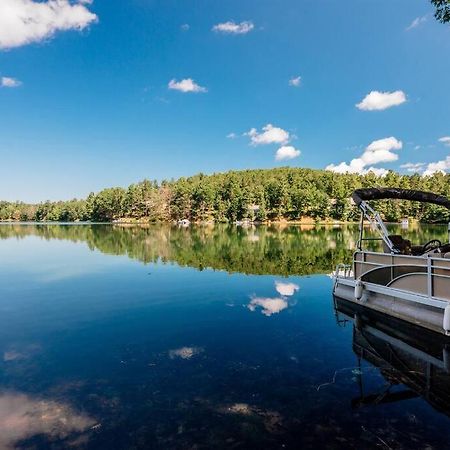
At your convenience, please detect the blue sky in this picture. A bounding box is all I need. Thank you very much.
[0,0,449,202]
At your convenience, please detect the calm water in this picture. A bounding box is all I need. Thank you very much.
[1,223,450,449]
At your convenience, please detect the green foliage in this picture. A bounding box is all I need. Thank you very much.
[92,187,127,221]
[1,168,449,223]
[432,0,450,23]
[0,223,447,276]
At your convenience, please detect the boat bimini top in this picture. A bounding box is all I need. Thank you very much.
[352,187,450,256]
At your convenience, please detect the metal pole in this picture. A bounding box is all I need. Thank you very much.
[358,212,364,250]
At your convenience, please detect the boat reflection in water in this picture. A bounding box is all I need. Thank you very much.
[334,297,450,417]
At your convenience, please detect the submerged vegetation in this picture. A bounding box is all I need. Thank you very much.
[1,168,450,223]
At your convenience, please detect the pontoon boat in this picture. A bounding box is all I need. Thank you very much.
[333,188,450,335]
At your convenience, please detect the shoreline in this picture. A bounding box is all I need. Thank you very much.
[0,218,444,226]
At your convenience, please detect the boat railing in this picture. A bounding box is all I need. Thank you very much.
[333,263,353,291]
[334,263,353,278]
[353,251,450,301]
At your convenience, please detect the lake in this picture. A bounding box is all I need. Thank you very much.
[1,223,450,449]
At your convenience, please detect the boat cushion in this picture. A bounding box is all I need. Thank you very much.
[387,235,412,255]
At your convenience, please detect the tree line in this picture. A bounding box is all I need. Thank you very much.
[1,168,450,223]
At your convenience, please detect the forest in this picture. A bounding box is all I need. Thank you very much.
[1,168,450,223]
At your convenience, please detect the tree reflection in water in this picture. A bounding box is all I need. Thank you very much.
[0,223,447,276]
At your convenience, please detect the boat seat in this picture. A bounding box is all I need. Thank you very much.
[441,243,450,254]
[411,245,425,256]
[385,235,412,255]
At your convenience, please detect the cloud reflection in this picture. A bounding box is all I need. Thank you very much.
[247,296,288,316]
[247,280,299,316]
[274,281,299,297]
[0,392,96,449]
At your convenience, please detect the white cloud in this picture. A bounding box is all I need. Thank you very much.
[326,161,357,174]
[439,136,450,147]
[400,162,426,173]
[423,156,450,176]
[168,78,207,93]
[0,392,96,450]
[356,90,406,111]
[289,76,301,87]
[406,15,427,31]
[1,77,22,87]
[275,145,301,161]
[326,137,402,175]
[366,167,389,177]
[364,137,402,161]
[212,21,254,34]
[275,281,299,297]
[0,0,98,50]
[247,296,288,316]
[246,124,290,146]
[227,132,237,139]
[181,23,190,31]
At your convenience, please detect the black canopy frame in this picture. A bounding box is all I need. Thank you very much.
[352,188,450,210]
[352,188,450,253]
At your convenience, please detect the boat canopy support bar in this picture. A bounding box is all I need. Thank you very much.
[357,200,396,253]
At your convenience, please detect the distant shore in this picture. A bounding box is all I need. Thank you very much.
[1,218,441,226]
